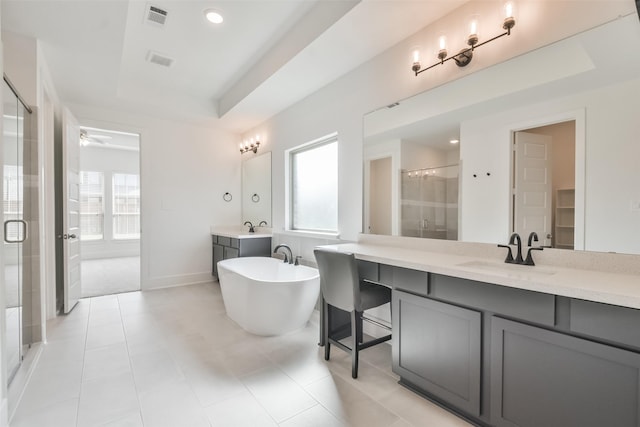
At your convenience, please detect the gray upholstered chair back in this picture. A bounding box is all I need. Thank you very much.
[314,249,361,312]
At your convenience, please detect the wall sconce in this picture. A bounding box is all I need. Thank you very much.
[240,135,260,154]
[411,2,516,76]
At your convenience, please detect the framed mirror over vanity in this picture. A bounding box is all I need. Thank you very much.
[363,12,640,256]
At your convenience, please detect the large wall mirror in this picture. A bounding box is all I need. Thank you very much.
[242,151,272,227]
[364,14,640,255]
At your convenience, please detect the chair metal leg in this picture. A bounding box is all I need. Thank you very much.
[356,310,364,344]
[351,310,360,378]
[323,298,331,360]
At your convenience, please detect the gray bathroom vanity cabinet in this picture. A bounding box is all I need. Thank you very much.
[211,234,271,279]
[360,262,640,427]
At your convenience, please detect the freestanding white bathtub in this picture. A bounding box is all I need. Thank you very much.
[217,257,320,336]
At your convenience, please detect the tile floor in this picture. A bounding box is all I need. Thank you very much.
[10,282,472,427]
[81,257,140,298]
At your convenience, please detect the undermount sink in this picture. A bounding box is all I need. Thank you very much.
[456,260,557,277]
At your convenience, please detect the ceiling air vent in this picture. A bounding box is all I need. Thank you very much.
[146,5,168,26]
[146,51,174,68]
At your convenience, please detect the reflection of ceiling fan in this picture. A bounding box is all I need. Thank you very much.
[80,129,112,146]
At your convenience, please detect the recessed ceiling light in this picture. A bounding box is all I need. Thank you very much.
[204,9,223,24]
[450,139,459,144]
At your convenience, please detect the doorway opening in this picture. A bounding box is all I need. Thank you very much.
[512,120,576,249]
[78,127,140,298]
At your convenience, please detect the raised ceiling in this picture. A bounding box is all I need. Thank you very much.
[1,0,465,133]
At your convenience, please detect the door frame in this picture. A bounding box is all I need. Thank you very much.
[507,109,585,250]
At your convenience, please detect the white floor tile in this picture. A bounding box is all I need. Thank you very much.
[11,397,78,427]
[279,404,346,427]
[240,366,317,423]
[83,342,132,382]
[204,390,277,427]
[304,373,400,427]
[77,371,140,427]
[138,379,209,427]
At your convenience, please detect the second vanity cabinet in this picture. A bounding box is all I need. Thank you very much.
[373,264,640,427]
[211,234,271,279]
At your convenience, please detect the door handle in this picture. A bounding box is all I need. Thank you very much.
[57,233,77,240]
[4,219,28,243]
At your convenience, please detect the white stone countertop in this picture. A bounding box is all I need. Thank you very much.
[210,226,272,239]
[319,242,640,310]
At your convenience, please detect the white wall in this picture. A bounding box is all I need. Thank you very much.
[79,144,140,260]
[460,77,640,254]
[0,4,7,424]
[71,104,241,290]
[245,1,633,258]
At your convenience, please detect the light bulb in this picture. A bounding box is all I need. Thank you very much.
[503,2,516,31]
[468,17,479,46]
[437,35,447,61]
[439,35,447,50]
[504,2,513,19]
[204,9,223,24]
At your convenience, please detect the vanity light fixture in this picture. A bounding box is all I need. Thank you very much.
[240,135,260,154]
[411,1,516,76]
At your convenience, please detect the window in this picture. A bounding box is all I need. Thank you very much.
[289,134,338,233]
[113,173,140,239]
[79,171,104,240]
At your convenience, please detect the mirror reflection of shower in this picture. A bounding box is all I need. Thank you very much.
[401,164,458,240]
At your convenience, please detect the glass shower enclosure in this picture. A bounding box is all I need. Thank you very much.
[3,76,39,384]
[401,164,459,240]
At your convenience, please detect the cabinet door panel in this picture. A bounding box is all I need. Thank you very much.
[212,244,224,277]
[393,290,482,416]
[491,317,640,427]
[224,247,239,259]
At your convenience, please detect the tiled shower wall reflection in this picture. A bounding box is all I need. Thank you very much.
[401,165,458,240]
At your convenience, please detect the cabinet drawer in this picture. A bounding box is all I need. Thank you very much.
[357,260,379,282]
[491,317,640,427]
[217,236,231,247]
[570,299,640,349]
[230,238,239,249]
[431,274,555,326]
[211,235,218,244]
[380,265,429,296]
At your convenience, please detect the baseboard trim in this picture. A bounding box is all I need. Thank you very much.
[142,272,215,291]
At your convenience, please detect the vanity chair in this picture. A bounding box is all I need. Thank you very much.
[314,248,392,378]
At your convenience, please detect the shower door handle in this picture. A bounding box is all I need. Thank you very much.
[4,219,28,243]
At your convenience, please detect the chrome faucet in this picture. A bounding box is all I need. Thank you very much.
[274,244,293,264]
[244,221,255,233]
[258,220,268,227]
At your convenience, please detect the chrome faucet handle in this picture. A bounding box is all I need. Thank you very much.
[294,256,302,266]
[497,244,514,263]
[243,221,255,233]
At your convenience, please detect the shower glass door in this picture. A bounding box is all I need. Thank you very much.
[3,79,33,383]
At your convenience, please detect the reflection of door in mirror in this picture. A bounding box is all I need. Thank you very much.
[512,121,575,249]
[369,157,392,235]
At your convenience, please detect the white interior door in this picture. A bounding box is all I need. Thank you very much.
[62,108,81,313]
[514,131,552,246]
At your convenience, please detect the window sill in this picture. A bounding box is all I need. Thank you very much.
[280,229,341,240]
